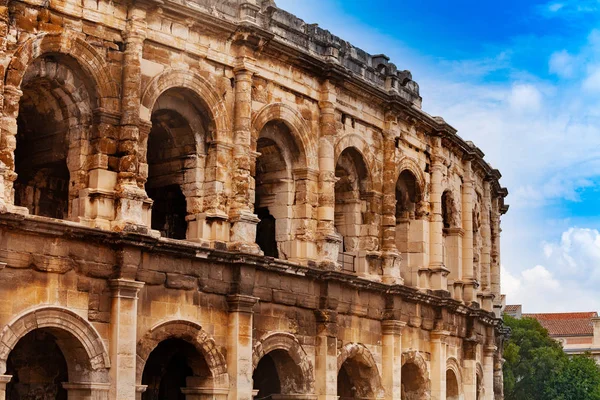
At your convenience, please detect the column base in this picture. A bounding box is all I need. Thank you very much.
[317,231,342,269]
[180,387,228,400]
[62,382,110,400]
[112,182,152,233]
[381,250,403,285]
[229,211,261,254]
[187,212,231,248]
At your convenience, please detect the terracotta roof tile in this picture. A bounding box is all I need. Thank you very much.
[523,312,598,337]
[505,305,521,312]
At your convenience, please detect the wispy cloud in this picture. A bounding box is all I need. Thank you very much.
[540,0,600,17]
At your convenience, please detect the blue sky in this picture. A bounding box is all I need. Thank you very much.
[277,0,600,312]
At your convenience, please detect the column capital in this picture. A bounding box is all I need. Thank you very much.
[484,344,498,355]
[227,294,259,313]
[381,320,406,336]
[431,329,451,341]
[109,278,144,299]
[0,375,11,384]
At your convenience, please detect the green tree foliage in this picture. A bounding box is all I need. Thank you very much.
[503,315,600,400]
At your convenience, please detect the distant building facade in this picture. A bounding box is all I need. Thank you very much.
[505,305,600,363]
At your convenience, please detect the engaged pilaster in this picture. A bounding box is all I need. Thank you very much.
[381,320,405,400]
[430,330,449,400]
[229,61,261,253]
[316,81,341,268]
[114,7,150,232]
[0,375,11,400]
[109,279,145,400]
[381,114,402,284]
[483,345,496,400]
[227,294,259,400]
[461,159,476,303]
[315,281,340,400]
[428,136,449,291]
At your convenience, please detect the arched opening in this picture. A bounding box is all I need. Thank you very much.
[446,369,460,400]
[13,55,95,220]
[337,357,381,400]
[334,147,370,272]
[395,169,425,285]
[6,329,69,400]
[401,362,428,400]
[253,352,281,399]
[254,121,297,259]
[141,338,212,400]
[253,349,306,397]
[146,88,210,239]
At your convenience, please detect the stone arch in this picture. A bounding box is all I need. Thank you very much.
[252,331,314,394]
[136,320,228,388]
[140,69,231,141]
[5,32,119,111]
[0,306,110,379]
[396,156,426,199]
[446,357,462,400]
[251,103,318,261]
[251,102,317,170]
[334,134,375,191]
[337,343,384,399]
[401,351,430,400]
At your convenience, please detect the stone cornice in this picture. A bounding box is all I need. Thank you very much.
[0,213,502,329]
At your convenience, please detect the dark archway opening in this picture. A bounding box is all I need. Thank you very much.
[253,352,281,399]
[6,329,69,400]
[256,207,278,258]
[147,108,193,239]
[147,184,187,240]
[446,369,459,400]
[142,338,211,400]
[254,126,295,259]
[14,82,70,219]
[337,356,379,400]
[401,362,427,400]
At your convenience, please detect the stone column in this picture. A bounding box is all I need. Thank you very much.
[381,115,402,284]
[461,160,475,303]
[113,7,150,232]
[490,199,501,316]
[63,382,110,400]
[479,180,493,312]
[462,341,478,400]
[0,375,11,400]
[483,345,496,400]
[229,65,261,254]
[430,330,449,400]
[316,81,341,268]
[109,279,145,400]
[227,294,259,400]
[0,85,22,213]
[290,168,320,262]
[314,310,338,400]
[381,321,405,400]
[428,137,449,291]
[188,139,234,246]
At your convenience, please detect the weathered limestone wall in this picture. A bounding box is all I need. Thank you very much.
[0,0,508,399]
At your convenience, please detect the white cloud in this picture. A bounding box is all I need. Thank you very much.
[583,66,600,92]
[508,84,543,112]
[549,50,575,78]
[504,227,600,312]
[548,3,565,12]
